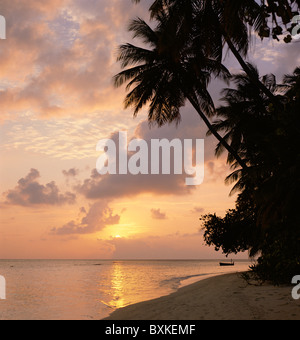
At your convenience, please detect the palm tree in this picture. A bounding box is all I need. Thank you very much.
[211,66,275,160]
[209,65,284,193]
[132,0,294,109]
[212,65,300,233]
[282,67,300,100]
[201,66,300,284]
[114,9,248,169]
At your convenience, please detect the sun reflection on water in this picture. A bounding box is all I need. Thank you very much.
[107,262,126,309]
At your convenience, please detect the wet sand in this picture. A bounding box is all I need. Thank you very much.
[104,272,300,320]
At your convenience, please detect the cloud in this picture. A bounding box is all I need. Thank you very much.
[0,0,297,126]
[191,207,205,214]
[62,168,79,177]
[74,107,233,200]
[1,114,137,160]
[76,168,194,200]
[2,168,76,207]
[75,110,214,199]
[151,208,167,220]
[51,200,121,235]
[0,0,152,121]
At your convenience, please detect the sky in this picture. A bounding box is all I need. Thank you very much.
[0,0,299,260]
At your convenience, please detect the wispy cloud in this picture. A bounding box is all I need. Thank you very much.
[0,0,151,122]
[0,113,137,159]
[191,207,205,214]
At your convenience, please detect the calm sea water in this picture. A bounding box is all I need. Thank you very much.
[0,259,251,320]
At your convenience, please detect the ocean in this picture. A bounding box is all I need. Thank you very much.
[0,259,252,320]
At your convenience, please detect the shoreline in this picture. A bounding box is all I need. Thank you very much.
[104,272,300,320]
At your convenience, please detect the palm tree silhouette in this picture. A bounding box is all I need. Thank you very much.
[282,67,300,99]
[114,9,248,169]
[211,65,285,191]
[210,64,278,170]
[213,66,299,230]
[201,66,299,283]
[132,0,291,109]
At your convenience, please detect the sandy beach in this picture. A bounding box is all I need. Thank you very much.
[105,272,300,320]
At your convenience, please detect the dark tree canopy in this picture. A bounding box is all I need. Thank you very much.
[125,0,300,284]
[201,67,300,284]
[133,0,300,43]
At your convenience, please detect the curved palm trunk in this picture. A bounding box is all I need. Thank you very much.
[186,93,248,170]
[222,32,282,110]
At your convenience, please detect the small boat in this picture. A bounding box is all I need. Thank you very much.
[219,260,235,267]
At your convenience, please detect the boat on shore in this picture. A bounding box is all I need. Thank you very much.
[219,260,235,267]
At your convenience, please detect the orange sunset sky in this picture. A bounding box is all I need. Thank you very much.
[0,0,299,259]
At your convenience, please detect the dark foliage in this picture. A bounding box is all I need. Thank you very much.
[202,67,300,284]
[126,0,300,284]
